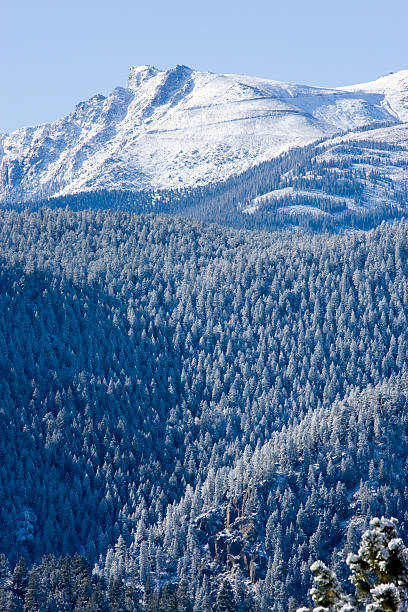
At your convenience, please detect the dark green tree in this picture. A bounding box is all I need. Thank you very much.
[12,557,28,610]
[24,570,42,612]
[216,579,236,612]
[109,577,127,611]
[177,579,193,612]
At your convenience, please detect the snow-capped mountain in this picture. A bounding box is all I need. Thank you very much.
[1,65,408,204]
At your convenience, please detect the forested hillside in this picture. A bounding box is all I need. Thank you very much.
[1,209,408,609]
[22,122,408,233]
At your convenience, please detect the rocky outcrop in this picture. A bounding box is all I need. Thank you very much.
[193,482,270,582]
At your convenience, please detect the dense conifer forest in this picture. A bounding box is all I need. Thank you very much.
[2,208,408,609]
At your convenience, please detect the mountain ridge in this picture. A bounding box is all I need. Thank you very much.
[1,65,407,205]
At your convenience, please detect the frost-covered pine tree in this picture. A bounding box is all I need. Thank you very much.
[347,517,408,603]
[298,517,408,612]
[0,554,12,611]
[297,560,354,611]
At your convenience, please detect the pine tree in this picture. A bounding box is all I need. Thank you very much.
[109,577,126,611]
[24,570,42,612]
[298,516,408,612]
[216,579,237,612]
[308,561,345,609]
[233,568,249,612]
[0,554,12,611]
[347,517,408,601]
[12,557,28,611]
[177,579,193,612]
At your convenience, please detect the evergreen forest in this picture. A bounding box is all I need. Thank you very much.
[1,208,408,609]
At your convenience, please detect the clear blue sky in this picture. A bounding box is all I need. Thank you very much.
[2,0,407,133]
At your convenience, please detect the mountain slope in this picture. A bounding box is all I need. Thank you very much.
[340,70,408,121]
[238,122,408,225]
[1,66,407,204]
[2,209,408,609]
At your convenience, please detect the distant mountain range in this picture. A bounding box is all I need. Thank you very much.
[1,65,408,210]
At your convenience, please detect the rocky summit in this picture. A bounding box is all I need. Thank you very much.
[1,66,408,204]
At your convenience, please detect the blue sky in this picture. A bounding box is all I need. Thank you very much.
[1,0,407,133]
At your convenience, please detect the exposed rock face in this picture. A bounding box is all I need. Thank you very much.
[1,66,408,204]
[193,482,270,583]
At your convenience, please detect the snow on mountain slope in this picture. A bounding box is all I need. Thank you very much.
[241,122,408,224]
[340,70,408,122]
[0,65,407,204]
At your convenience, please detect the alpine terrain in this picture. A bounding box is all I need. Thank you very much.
[1,65,408,612]
[1,66,408,211]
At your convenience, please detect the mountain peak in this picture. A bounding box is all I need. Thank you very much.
[171,64,193,75]
[127,65,160,89]
[126,64,194,91]
[2,65,408,203]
